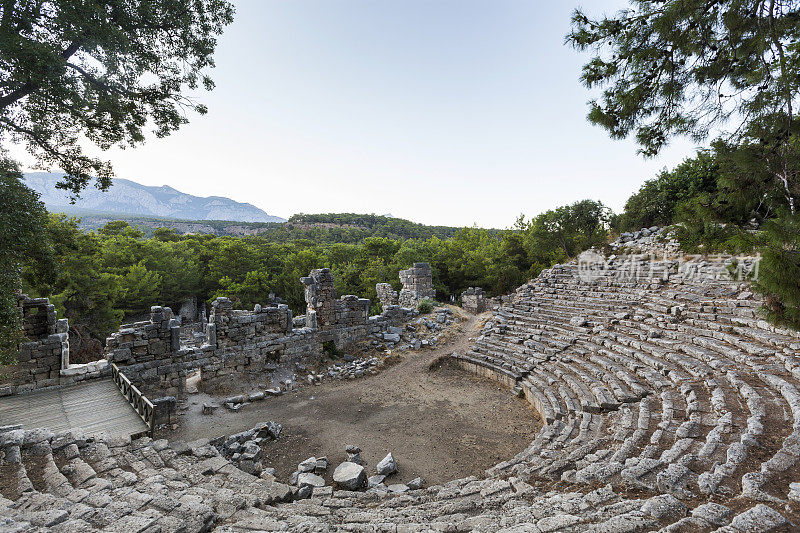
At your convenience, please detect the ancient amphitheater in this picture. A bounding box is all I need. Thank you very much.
[2,234,800,532]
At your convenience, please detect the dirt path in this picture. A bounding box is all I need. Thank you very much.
[166,310,541,486]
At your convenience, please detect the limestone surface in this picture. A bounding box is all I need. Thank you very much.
[2,235,800,531]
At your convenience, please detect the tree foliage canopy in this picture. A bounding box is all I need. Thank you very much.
[0,159,51,362]
[616,151,721,231]
[16,201,610,347]
[571,1,800,328]
[0,0,234,196]
[567,0,800,158]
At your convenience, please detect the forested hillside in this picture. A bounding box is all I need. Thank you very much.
[19,200,610,346]
[64,212,467,242]
[286,213,468,241]
[13,134,800,360]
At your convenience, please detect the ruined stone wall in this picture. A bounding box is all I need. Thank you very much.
[203,328,320,391]
[376,283,398,309]
[319,304,416,352]
[103,287,379,395]
[106,278,414,395]
[19,296,57,338]
[301,268,370,332]
[399,263,435,308]
[178,296,198,322]
[210,298,292,348]
[0,295,116,397]
[104,306,180,367]
[337,295,371,327]
[461,287,488,314]
[301,268,337,330]
[6,265,423,397]
[101,301,311,394]
[0,295,71,395]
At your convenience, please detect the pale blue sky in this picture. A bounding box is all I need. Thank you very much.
[23,0,703,227]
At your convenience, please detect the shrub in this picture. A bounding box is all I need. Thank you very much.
[322,340,342,359]
[417,299,435,314]
[755,213,800,330]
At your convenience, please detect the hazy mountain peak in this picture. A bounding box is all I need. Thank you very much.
[24,173,286,223]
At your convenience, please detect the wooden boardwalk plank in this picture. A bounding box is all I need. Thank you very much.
[0,378,148,438]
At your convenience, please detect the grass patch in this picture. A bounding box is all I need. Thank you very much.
[417,299,435,314]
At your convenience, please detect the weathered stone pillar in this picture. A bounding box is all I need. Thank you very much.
[205,323,217,348]
[301,268,338,330]
[57,318,70,369]
[376,283,398,309]
[398,262,436,308]
[461,287,488,314]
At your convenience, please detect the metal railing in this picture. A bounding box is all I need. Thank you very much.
[111,363,156,438]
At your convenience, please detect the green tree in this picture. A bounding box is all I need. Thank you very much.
[618,151,720,230]
[23,215,126,339]
[115,262,162,317]
[568,1,800,168]
[144,241,201,306]
[568,199,611,249]
[713,123,800,221]
[98,220,133,236]
[570,1,800,330]
[0,0,234,195]
[756,213,800,328]
[216,271,275,310]
[526,200,609,259]
[153,227,181,242]
[0,159,52,362]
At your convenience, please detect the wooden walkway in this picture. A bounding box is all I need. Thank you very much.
[0,378,149,438]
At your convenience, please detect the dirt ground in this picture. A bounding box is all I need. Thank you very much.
[165,310,541,486]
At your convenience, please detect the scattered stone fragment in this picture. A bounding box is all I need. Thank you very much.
[297,472,325,488]
[333,461,366,491]
[298,457,317,473]
[314,457,329,473]
[788,482,800,503]
[406,477,424,490]
[63,443,80,460]
[641,494,688,521]
[692,503,733,527]
[375,453,397,476]
[323,357,380,380]
[730,504,789,531]
[255,421,282,440]
[367,475,386,488]
[346,444,365,465]
[569,316,588,327]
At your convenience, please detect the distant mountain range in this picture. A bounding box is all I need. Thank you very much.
[24,172,286,223]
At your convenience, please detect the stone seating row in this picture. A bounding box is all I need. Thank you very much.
[453,256,800,528]
[5,426,793,531]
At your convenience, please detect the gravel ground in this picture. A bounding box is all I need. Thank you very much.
[165,309,541,486]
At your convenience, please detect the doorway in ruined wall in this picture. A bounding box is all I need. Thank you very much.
[185,367,202,394]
